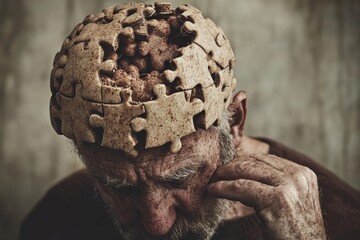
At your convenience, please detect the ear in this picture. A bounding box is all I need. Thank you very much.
[228,91,247,149]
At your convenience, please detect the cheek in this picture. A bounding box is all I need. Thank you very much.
[176,164,218,213]
[97,184,139,225]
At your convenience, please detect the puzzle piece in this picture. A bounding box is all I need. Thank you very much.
[49,94,62,134]
[199,66,236,128]
[215,66,234,88]
[50,67,61,94]
[181,13,235,69]
[102,7,115,20]
[83,13,105,24]
[67,23,85,43]
[154,2,173,15]
[113,3,155,39]
[131,84,203,153]
[214,67,236,109]
[200,84,224,128]
[114,2,155,22]
[50,52,70,94]
[101,85,122,104]
[58,3,158,105]
[59,15,146,102]
[89,89,145,157]
[176,4,201,19]
[61,41,116,101]
[75,18,128,51]
[50,84,102,143]
[163,43,213,90]
[114,2,145,13]
[223,76,237,109]
[122,9,144,29]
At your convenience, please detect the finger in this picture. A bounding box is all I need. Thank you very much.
[250,154,300,173]
[211,156,286,186]
[207,179,273,210]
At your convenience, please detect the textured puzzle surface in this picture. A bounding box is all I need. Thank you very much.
[131,84,203,153]
[163,44,213,90]
[89,90,144,157]
[50,84,102,143]
[50,2,236,156]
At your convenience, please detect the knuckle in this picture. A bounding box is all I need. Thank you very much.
[232,179,244,190]
[236,159,253,173]
[290,171,308,191]
[231,179,253,192]
[274,186,296,208]
[274,186,287,199]
[292,166,317,185]
[302,166,317,180]
[234,162,244,173]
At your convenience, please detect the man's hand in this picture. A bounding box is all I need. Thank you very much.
[207,154,326,240]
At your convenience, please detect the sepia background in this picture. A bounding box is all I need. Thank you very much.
[1,0,359,239]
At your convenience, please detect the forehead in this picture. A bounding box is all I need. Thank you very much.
[84,128,220,175]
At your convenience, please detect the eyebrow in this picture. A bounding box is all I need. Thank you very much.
[100,175,134,188]
[159,162,204,182]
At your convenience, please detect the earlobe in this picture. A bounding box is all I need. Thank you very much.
[228,91,247,149]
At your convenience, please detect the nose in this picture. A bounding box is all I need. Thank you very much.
[139,188,177,236]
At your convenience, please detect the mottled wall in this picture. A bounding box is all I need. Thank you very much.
[0,0,359,239]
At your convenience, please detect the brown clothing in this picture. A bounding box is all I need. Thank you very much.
[20,138,360,240]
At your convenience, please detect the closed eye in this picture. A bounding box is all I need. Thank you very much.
[160,164,203,189]
[165,174,195,189]
[95,175,137,193]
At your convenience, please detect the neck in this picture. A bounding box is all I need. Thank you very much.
[223,136,270,221]
[236,135,270,155]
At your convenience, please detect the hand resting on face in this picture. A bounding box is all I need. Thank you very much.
[208,154,326,240]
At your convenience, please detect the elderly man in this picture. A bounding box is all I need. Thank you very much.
[21,2,359,240]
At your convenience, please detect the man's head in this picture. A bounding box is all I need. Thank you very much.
[49,2,247,239]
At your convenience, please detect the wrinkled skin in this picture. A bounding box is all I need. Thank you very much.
[79,127,229,240]
[208,153,326,239]
[78,90,326,239]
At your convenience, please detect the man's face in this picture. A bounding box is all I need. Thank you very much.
[81,128,229,240]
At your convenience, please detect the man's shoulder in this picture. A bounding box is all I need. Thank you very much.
[21,168,96,217]
[31,169,95,204]
[20,169,119,240]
